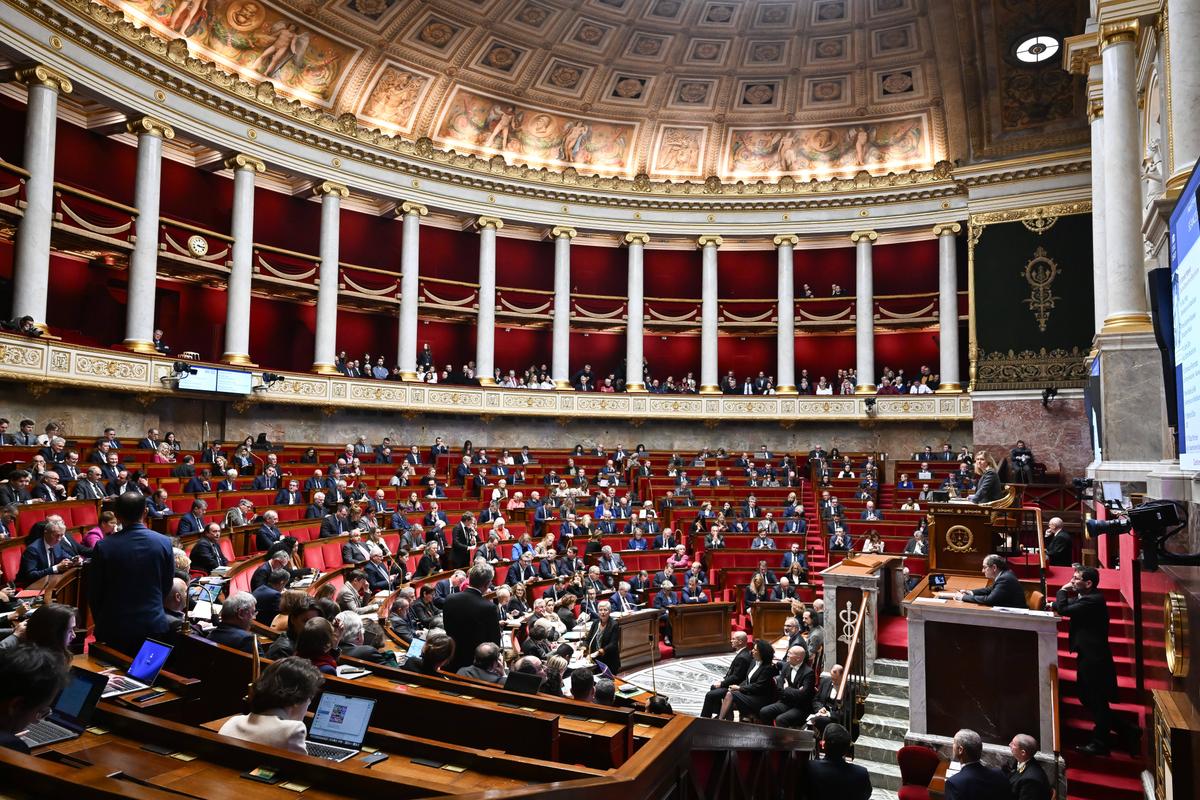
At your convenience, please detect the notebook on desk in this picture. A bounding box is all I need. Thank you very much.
[19,667,108,748]
[101,638,173,698]
[304,692,376,762]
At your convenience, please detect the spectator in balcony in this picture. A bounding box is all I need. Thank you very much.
[813,376,832,395]
[830,283,843,296]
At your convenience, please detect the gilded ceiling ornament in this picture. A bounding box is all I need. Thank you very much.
[1022,246,1060,332]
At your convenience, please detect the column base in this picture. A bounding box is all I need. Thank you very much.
[1100,312,1153,335]
[854,384,877,394]
[699,385,722,395]
[934,383,962,394]
[774,385,798,395]
[119,339,159,355]
[553,381,574,391]
[478,378,497,387]
[221,353,257,368]
[399,371,419,381]
[625,383,647,393]
[312,362,340,375]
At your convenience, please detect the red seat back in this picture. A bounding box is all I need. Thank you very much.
[897,745,940,787]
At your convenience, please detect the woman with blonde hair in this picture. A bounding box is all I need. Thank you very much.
[744,573,773,613]
[542,654,568,696]
[969,450,1003,504]
[271,590,310,632]
[153,441,176,464]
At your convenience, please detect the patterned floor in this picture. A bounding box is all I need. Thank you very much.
[621,653,735,716]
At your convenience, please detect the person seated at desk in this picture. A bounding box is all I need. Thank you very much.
[941,554,1026,609]
[335,611,388,664]
[967,451,1004,504]
[903,529,928,555]
[861,530,886,554]
[828,527,853,553]
[0,645,69,754]
[252,569,289,625]
[18,516,82,585]
[743,574,774,612]
[1008,733,1053,800]
[341,529,373,566]
[666,543,691,570]
[205,592,262,655]
[296,616,339,675]
[219,656,323,755]
[627,526,649,550]
[781,543,808,574]
[860,501,884,521]
[805,722,872,799]
[338,570,380,616]
[759,644,815,728]
[189,523,229,575]
[413,541,445,579]
[717,639,779,720]
[683,576,709,604]
[751,528,777,549]
[610,581,638,612]
[458,641,506,684]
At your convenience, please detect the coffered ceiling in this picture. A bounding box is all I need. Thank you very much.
[98,0,1089,182]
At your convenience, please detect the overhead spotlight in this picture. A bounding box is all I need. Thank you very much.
[1041,387,1057,408]
[172,361,198,377]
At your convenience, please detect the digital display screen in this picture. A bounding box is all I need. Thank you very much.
[176,366,253,395]
[1169,165,1200,469]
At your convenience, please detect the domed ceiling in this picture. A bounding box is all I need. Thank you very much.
[98,0,1088,182]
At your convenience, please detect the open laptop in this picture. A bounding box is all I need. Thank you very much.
[190,582,222,621]
[304,692,376,762]
[101,638,173,698]
[19,667,109,748]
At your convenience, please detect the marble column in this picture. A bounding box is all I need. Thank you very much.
[475,216,503,386]
[1099,22,1152,334]
[10,65,72,329]
[312,181,348,375]
[220,153,265,366]
[698,234,723,394]
[623,233,649,392]
[1165,1,1200,192]
[551,226,576,390]
[1088,92,1108,338]
[396,201,427,381]
[933,223,961,392]
[773,234,798,394]
[122,117,174,354]
[851,230,878,393]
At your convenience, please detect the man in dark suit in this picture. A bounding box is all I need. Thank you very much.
[17,517,82,585]
[274,480,302,506]
[1010,440,1035,483]
[364,551,394,593]
[252,569,288,625]
[74,466,107,500]
[944,729,1008,800]
[1053,565,1140,755]
[449,512,478,569]
[1044,516,1073,567]
[341,530,372,566]
[189,523,229,574]
[506,553,537,585]
[1007,734,1052,800]
[805,723,871,799]
[255,509,284,552]
[955,555,1025,609]
[700,632,752,717]
[0,470,32,505]
[432,571,467,609]
[758,645,816,728]
[538,550,564,580]
[89,491,176,655]
[251,550,292,590]
[430,436,449,461]
[424,502,449,533]
[138,429,160,451]
[305,493,326,519]
[206,592,261,655]
[442,562,502,672]
[172,455,196,479]
[366,489,390,515]
[183,469,212,493]
[175,497,209,534]
[319,504,350,538]
[252,467,279,491]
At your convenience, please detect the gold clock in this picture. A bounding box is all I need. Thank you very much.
[1164,592,1189,678]
[945,524,975,553]
[187,234,209,257]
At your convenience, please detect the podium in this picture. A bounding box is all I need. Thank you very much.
[613,609,660,672]
[667,602,733,657]
[819,554,906,675]
[926,502,1011,573]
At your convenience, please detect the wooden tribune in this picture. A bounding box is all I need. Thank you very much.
[926,502,1004,573]
[614,608,660,672]
[667,602,734,657]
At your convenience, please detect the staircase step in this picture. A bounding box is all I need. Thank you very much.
[860,713,909,740]
[868,673,909,700]
[864,693,910,719]
[854,735,903,765]
[872,658,910,679]
[869,790,899,800]
[852,757,902,791]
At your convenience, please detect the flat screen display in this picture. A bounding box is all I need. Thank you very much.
[1169,165,1200,469]
[176,366,253,395]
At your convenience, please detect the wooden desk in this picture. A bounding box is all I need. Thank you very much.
[902,575,1060,750]
[667,602,733,657]
[750,601,795,642]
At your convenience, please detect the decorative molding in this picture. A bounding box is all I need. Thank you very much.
[850,230,879,243]
[399,201,428,217]
[696,234,724,248]
[224,153,266,173]
[975,347,1090,390]
[772,234,799,247]
[125,115,175,140]
[1100,20,1140,50]
[550,226,577,239]
[475,216,504,230]
[932,222,961,237]
[624,232,650,246]
[11,63,73,94]
[0,336,973,423]
[314,181,350,198]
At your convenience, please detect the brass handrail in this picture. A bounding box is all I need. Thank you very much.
[836,593,871,700]
[1048,663,1061,755]
[54,182,138,215]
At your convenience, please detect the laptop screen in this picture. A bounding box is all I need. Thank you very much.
[309,693,375,748]
[54,668,108,724]
[406,638,425,660]
[127,639,173,684]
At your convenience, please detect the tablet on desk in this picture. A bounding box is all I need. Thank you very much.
[929,573,947,591]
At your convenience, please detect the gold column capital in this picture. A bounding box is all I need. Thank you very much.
[932,222,962,237]
[126,116,176,140]
[697,234,724,249]
[12,64,73,94]
[1061,32,1100,75]
[551,226,577,239]
[1087,97,1104,122]
[850,230,878,243]
[224,153,266,173]
[623,232,650,246]
[399,201,428,217]
[314,181,349,198]
[475,216,504,230]
[1099,20,1138,50]
[773,234,799,247]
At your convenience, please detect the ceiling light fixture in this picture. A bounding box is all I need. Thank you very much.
[1014,34,1060,64]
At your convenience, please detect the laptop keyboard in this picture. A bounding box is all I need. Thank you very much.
[21,719,74,745]
[305,741,356,761]
[106,676,144,693]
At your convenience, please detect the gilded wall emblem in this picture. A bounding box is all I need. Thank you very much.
[1022,246,1060,332]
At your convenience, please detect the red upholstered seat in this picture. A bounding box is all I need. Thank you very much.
[897,745,940,790]
[1,545,24,587]
[304,548,327,572]
[219,538,236,563]
[897,787,931,800]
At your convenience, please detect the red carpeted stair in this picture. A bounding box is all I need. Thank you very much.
[876,613,908,661]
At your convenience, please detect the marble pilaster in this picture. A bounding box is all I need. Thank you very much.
[312,181,348,375]
[551,226,576,390]
[623,233,649,392]
[774,234,798,394]
[933,223,961,392]
[122,117,174,354]
[698,235,723,394]
[396,201,427,380]
[475,216,503,386]
[221,153,265,366]
[851,230,878,392]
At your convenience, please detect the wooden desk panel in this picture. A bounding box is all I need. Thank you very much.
[615,609,660,672]
[667,602,733,657]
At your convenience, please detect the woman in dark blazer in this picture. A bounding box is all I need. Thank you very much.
[968,451,1004,504]
[719,639,778,719]
[585,599,621,676]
